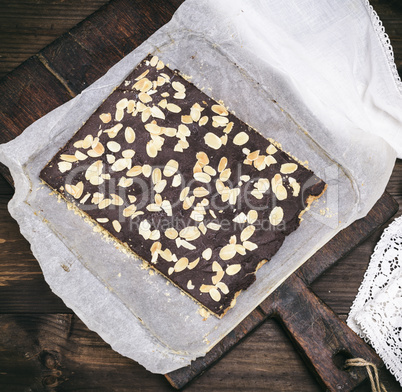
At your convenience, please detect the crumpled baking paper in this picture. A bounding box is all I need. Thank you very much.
[0,0,401,374]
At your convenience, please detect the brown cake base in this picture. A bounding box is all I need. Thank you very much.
[40,54,326,317]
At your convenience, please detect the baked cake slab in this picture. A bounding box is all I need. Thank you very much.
[40,55,326,317]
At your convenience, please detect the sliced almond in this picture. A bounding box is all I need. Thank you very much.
[280,163,298,174]
[172,174,181,187]
[251,189,263,199]
[110,194,124,206]
[275,184,288,201]
[172,81,185,92]
[233,212,247,224]
[212,115,229,126]
[240,225,255,242]
[133,78,152,92]
[188,257,200,270]
[145,122,162,135]
[226,264,241,275]
[73,140,84,148]
[187,280,195,290]
[106,154,115,164]
[174,91,186,99]
[151,105,165,120]
[122,149,135,159]
[112,220,122,233]
[204,132,222,150]
[223,122,234,134]
[243,241,258,251]
[116,98,128,110]
[99,113,112,123]
[229,188,240,205]
[123,204,137,217]
[202,248,212,260]
[269,206,284,226]
[199,116,208,126]
[149,230,161,240]
[111,158,129,172]
[266,144,278,154]
[154,179,167,193]
[181,115,193,124]
[209,287,221,302]
[179,226,200,241]
[91,192,104,205]
[180,187,190,201]
[136,68,150,80]
[127,100,136,114]
[163,159,179,177]
[104,123,123,139]
[126,165,142,177]
[161,200,172,216]
[193,187,209,198]
[85,160,103,181]
[96,217,109,224]
[150,55,158,67]
[247,210,258,224]
[127,195,137,203]
[60,154,78,163]
[146,142,158,158]
[212,270,224,285]
[58,161,72,172]
[175,257,189,272]
[138,164,150,178]
[194,172,211,183]
[115,108,124,122]
[198,222,207,235]
[156,60,164,70]
[139,92,152,103]
[82,134,94,149]
[190,107,201,122]
[164,127,177,137]
[196,151,209,166]
[217,282,229,294]
[183,196,195,210]
[271,173,283,193]
[220,244,236,260]
[289,177,301,197]
[233,131,249,146]
[200,284,214,293]
[263,155,276,167]
[74,150,87,161]
[211,104,228,116]
[254,155,266,171]
[203,165,216,177]
[165,227,178,240]
[219,168,231,182]
[166,103,181,113]
[107,141,121,153]
[98,198,112,209]
[218,157,228,173]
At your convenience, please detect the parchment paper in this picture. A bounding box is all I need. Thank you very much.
[1,0,401,374]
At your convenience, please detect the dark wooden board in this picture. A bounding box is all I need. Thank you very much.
[0,0,402,390]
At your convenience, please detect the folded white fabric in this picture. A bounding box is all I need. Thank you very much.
[348,216,402,387]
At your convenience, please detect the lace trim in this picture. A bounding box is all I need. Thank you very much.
[348,216,402,387]
[364,0,402,95]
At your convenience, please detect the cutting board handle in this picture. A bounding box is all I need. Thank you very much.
[271,273,382,392]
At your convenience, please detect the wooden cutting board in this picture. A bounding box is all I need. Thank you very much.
[0,0,399,390]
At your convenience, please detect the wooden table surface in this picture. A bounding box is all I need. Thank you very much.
[0,1,402,391]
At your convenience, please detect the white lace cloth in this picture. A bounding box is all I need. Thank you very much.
[348,216,402,386]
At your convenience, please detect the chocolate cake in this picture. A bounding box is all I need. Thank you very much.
[40,55,326,317]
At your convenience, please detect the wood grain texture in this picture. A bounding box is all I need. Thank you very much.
[0,0,402,390]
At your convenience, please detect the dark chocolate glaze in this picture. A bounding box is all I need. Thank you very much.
[40,55,326,316]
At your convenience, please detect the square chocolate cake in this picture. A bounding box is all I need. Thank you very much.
[40,55,326,317]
